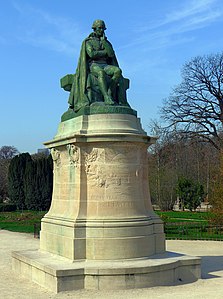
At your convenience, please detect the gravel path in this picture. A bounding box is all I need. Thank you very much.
[1,230,223,299]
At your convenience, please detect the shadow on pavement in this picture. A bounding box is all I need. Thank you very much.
[201,255,223,279]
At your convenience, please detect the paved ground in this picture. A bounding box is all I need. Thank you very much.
[1,230,223,299]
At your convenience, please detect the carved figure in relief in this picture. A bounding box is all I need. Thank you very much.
[67,144,79,166]
[84,148,99,173]
[50,148,61,167]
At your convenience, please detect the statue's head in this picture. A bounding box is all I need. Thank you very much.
[92,19,107,30]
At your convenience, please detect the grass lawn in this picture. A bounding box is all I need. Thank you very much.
[155,210,210,223]
[0,211,46,233]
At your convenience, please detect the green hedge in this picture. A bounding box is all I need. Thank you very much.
[0,203,17,212]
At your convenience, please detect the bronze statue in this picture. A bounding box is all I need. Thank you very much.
[61,20,130,113]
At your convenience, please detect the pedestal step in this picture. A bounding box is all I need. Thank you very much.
[12,249,201,293]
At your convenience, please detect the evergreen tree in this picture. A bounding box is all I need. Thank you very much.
[24,154,53,211]
[24,158,38,210]
[8,153,32,209]
[177,177,205,211]
[0,145,19,201]
[8,152,53,211]
[42,155,53,210]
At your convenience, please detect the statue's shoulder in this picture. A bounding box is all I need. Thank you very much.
[85,34,96,43]
[83,34,94,47]
[86,33,95,40]
[79,35,93,52]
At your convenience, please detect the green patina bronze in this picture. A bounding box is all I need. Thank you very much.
[61,105,137,122]
[60,19,134,121]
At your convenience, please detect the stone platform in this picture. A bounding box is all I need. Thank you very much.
[12,249,200,293]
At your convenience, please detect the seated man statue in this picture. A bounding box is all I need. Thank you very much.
[64,19,130,112]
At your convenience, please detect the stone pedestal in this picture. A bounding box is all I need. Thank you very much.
[12,113,201,293]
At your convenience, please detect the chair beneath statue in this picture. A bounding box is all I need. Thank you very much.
[60,73,129,106]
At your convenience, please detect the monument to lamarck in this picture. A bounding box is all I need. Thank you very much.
[12,20,201,293]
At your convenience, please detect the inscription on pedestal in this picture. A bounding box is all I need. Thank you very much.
[100,201,134,208]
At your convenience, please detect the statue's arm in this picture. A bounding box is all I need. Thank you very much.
[86,40,107,59]
[101,35,115,58]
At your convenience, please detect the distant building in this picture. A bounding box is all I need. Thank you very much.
[37,148,50,156]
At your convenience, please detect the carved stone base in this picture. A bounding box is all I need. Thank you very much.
[12,113,201,292]
[39,113,165,260]
[40,217,165,261]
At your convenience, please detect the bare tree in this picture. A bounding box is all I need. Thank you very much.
[0,146,19,159]
[161,52,223,150]
[148,120,220,210]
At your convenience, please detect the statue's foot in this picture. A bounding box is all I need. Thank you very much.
[104,95,114,105]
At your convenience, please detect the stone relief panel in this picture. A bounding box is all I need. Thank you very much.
[104,143,145,166]
[84,148,108,187]
[83,144,144,198]
[85,148,99,173]
[67,144,79,167]
[80,143,150,217]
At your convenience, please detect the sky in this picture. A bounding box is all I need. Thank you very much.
[1,0,223,154]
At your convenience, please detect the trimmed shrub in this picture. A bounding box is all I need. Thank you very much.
[0,203,17,212]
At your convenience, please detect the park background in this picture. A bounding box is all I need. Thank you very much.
[1,0,223,237]
[1,0,223,153]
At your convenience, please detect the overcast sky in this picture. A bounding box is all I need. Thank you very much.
[1,0,223,153]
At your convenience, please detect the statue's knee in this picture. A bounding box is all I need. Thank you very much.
[97,70,106,80]
[114,68,122,79]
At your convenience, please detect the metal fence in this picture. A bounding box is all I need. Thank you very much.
[33,221,223,241]
[164,222,223,241]
[34,223,41,238]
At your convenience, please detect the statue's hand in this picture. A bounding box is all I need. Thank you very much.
[101,33,107,41]
[100,34,114,58]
